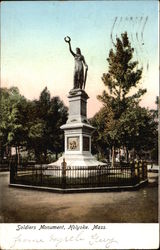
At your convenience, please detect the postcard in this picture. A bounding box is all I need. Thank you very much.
[0,0,159,249]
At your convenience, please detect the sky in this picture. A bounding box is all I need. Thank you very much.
[1,0,159,117]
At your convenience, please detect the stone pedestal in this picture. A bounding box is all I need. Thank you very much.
[67,88,89,124]
[49,89,105,167]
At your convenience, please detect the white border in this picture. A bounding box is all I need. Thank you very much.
[0,223,159,249]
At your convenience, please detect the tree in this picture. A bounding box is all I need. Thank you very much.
[0,86,68,164]
[26,100,46,162]
[47,95,68,159]
[26,87,68,162]
[91,101,158,163]
[90,106,114,160]
[0,87,28,162]
[117,104,158,160]
[97,32,147,165]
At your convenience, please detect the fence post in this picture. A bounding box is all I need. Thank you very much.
[97,165,101,187]
[62,158,66,189]
[142,161,145,180]
[40,164,43,185]
[139,160,143,181]
[143,161,148,180]
[10,157,17,184]
[130,161,135,183]
[10,161,15,184]
[134,161,139,183]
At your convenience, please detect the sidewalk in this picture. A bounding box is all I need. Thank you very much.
[0,172,158,223]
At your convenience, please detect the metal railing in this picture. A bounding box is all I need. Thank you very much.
[10,161,148,189]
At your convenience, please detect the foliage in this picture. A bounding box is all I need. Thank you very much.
[90,106,114,160]
[92,32,157,162]
[0,86,68,163]
[0,87,28,159]
[25,87,68,162]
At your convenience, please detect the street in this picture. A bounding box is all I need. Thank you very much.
[0,171,158,223]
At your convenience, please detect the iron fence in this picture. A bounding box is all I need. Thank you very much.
[10,161,148,189]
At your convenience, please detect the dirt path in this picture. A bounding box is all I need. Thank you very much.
[0,172,158,223]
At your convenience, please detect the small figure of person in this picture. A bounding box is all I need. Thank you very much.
[61,158,67,188]
[64,36,88,90]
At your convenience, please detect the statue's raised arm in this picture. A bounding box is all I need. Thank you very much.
[64,36,75,57]
[64,36,88,90]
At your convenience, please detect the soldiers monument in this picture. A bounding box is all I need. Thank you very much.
[50,37,104,167]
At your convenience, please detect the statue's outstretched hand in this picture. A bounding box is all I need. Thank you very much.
[64,36,71,43]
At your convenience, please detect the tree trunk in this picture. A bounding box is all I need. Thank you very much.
[15,146,18,173]
[44,150,47,163]
[15,146,18,163]
[111,145,115,167]
[35,149,40,163]
[8,146,11,164]
[133,148,135,160]
[109,149,112,162]
[118,148,120,162]
[126,148,129,162]
[17,146,20,166]
[55,152,58,160]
